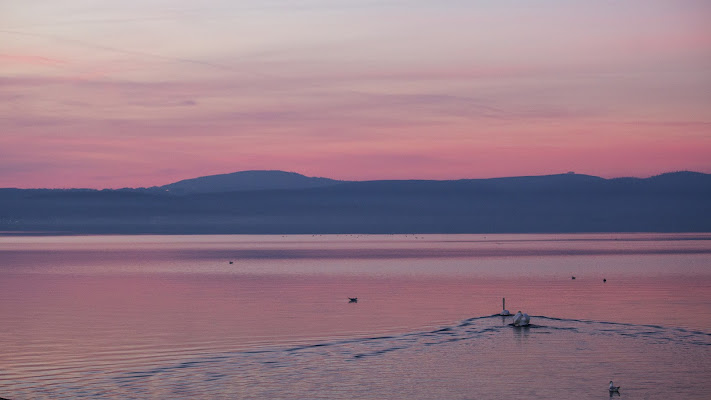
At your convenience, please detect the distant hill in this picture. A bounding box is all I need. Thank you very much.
[1,171,710,234]
[159,170,342,194]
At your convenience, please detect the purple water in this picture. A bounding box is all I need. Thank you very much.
[1,234,710,398]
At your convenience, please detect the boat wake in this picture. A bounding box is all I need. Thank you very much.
[110,315,711,383]
[6,316,711,399]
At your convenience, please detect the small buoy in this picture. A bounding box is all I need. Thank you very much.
[500,297,511,316]
[572,276,576,280]
[229,261,233,264]
[603,278,606,282]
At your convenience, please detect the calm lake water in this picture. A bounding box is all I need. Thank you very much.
[1,233,710,399]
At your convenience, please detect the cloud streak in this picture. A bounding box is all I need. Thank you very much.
[1,0,710,188]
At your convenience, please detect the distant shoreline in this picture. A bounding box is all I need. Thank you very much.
[2,231,711,238]
[2,171,710,234]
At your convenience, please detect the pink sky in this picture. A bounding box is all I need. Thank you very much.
[1,1,710,188]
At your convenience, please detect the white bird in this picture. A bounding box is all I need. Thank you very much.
[520,313,530,326]
[512,311,523,326]
[609,381,620,392]
[512,311,531,326]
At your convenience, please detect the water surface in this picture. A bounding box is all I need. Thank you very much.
[1,234,710,398]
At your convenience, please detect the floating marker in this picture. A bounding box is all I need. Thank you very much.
[500,297,511,316]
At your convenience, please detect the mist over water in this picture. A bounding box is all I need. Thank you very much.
[1,234,710,399]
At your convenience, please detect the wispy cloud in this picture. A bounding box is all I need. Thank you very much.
[0,53,66,65]
[1,0,710,187]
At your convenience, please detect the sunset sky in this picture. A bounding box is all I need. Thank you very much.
[2,0,710,188]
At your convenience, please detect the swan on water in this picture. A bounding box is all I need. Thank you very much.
[512,311,531,326]
[609,381,620,392]
[520,313,530,326]
[512,311,522,325]
[500,297,511,316]
[519,313,531,326]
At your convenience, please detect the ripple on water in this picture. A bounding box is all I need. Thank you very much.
[4,315,710,399]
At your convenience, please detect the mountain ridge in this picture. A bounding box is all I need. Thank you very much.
[159,170,341,194]
[1,170,709,234]
[1,170,707,192]
[158,170,711,195]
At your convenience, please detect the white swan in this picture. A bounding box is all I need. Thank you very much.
[609,381,620,392]
[512,311,531,326]
[520,313,530,326]
[512,311,523,325]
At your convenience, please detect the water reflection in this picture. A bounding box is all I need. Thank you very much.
[4,314,707,398]
[512,324,531,342]
[1,234,710,398]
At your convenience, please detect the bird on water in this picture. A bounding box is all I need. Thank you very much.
[609,381,620,393]
[512,311,531,326]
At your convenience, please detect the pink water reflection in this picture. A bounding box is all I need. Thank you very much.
[2,234,711,398]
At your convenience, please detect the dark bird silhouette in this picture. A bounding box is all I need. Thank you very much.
[609,381,620,393]
[348,297,358,303]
